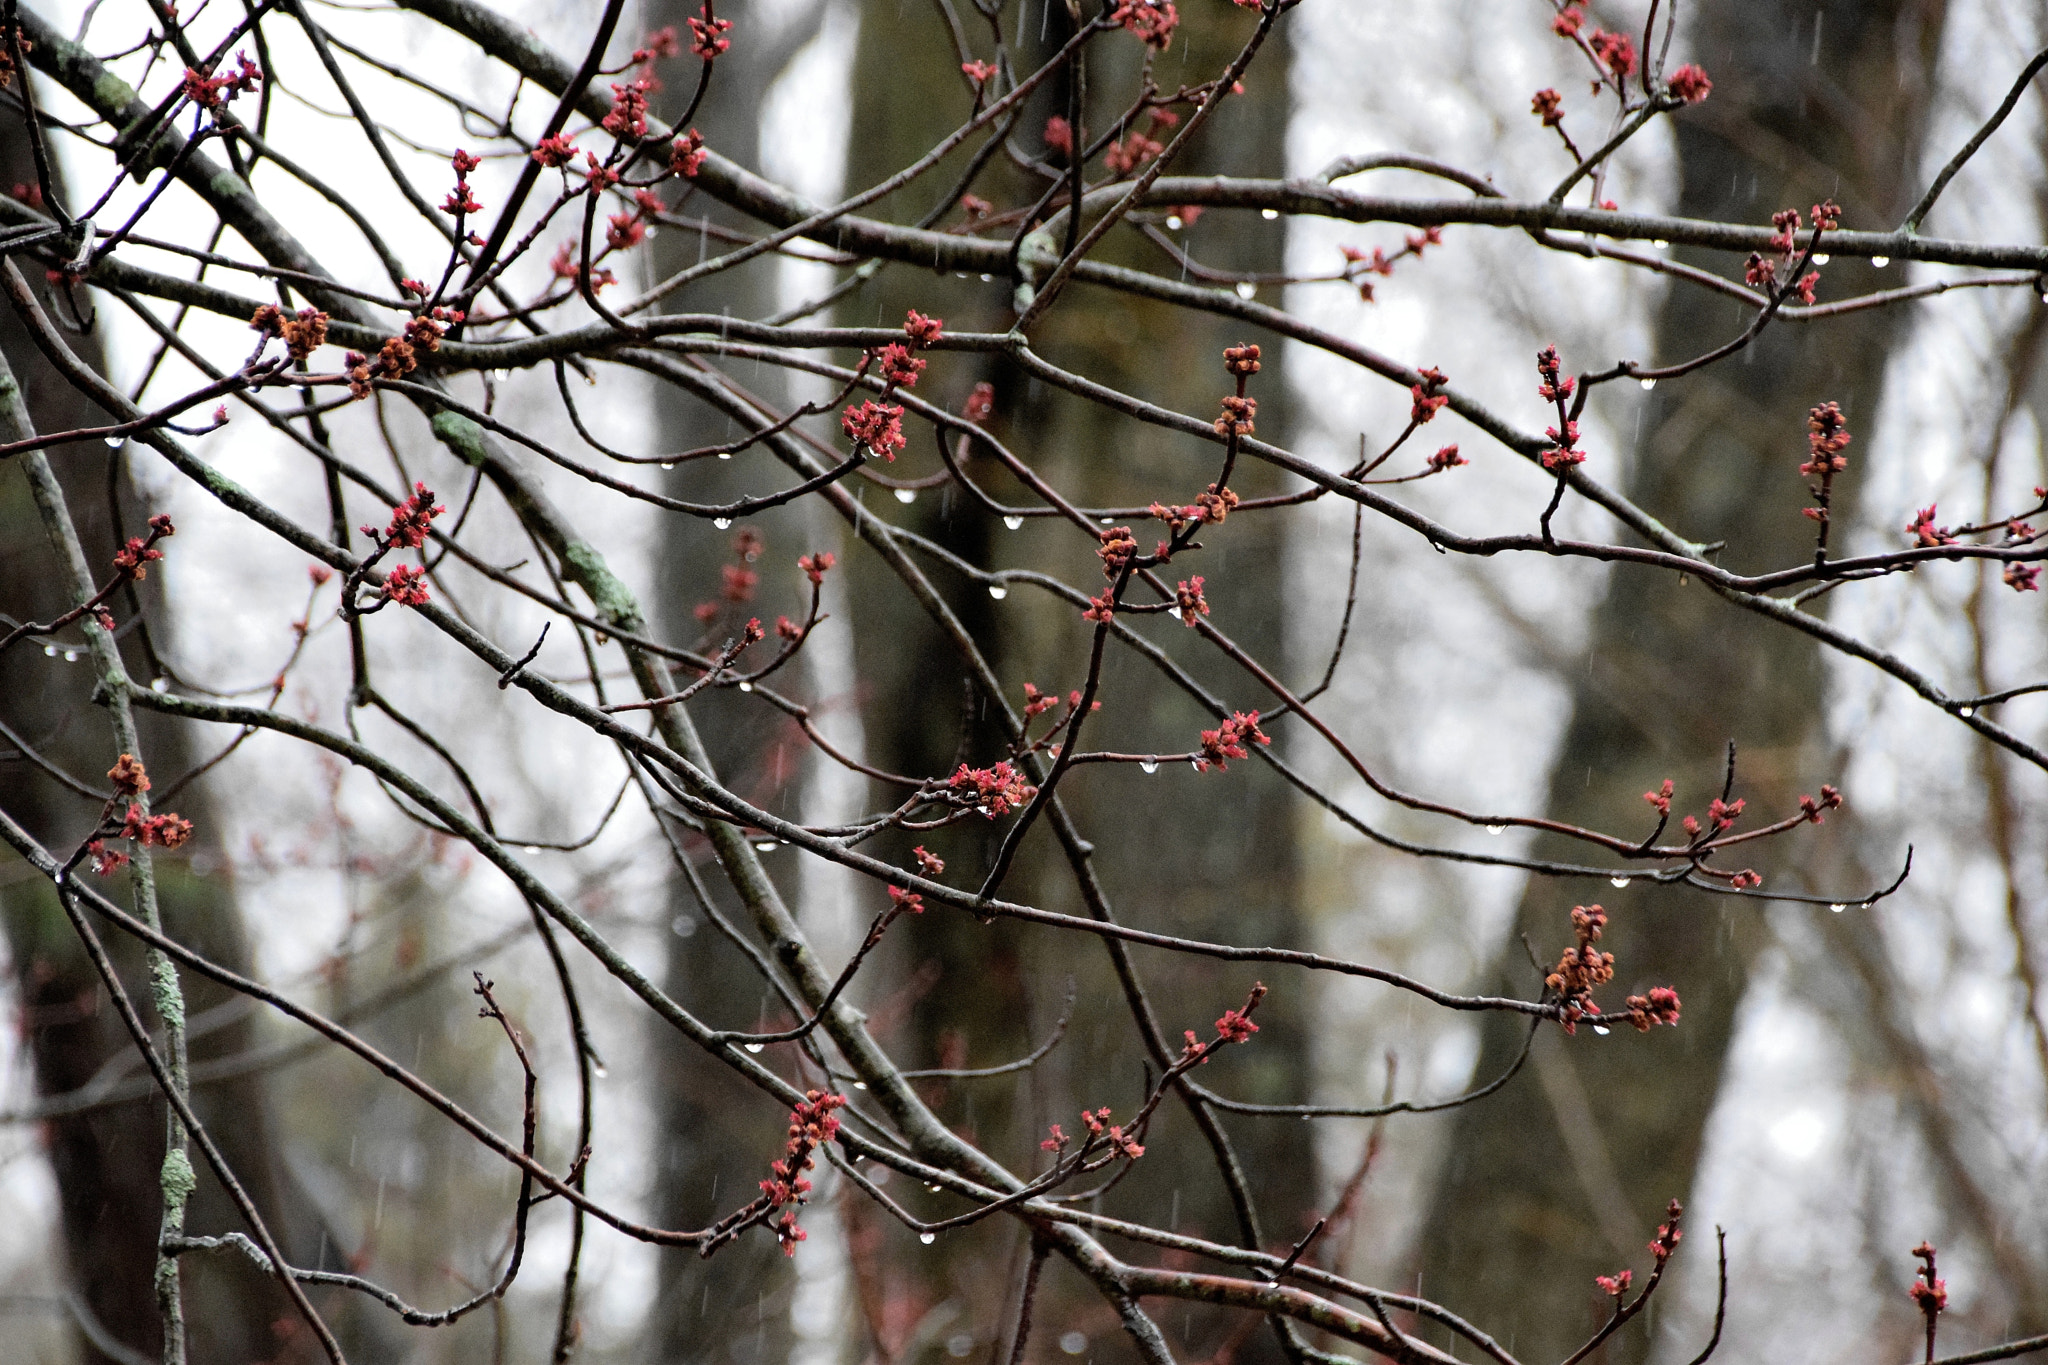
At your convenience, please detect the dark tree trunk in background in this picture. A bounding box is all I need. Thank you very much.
[1416,4,1946,1360]
[1,128,311,1365]
[640,5,820,1361]
[835,10,1311,1365]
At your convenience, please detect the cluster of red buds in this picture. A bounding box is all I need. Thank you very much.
[112,514,176,589]
[1079,1106,1145,1160]
[945,761,1036,817]
[671,129,709,178]
[1410,366,1449,425]
[687,2,732,59]
[1339,228,1442,303]
[1196,711,1269,772]
[1174,576,1209,626]
[872,343,924,389]
[1595,1268,1632,1298]
[799,551,835,584]
[1546,904,1616,1032]
[442,149,484,224]
[86,754,195,875]
[1910,1242,1948,1335]
[903,309,945,349]
[1098,526,1138,578]
[1801,401,1852,535]
[759,1090,844,1256]
[1679,794,1743,842]
[1746,201,1836,302]
[181,51,261,111]
[1223,343,1261,376]
[251,304,330,362]
[1179,985,1267,1065]
[1624,986,1682,1031]
[603,78,653,141]
[1214,394,1257,438]
[1667,64,1712,104]
[842,400,906,460]
[1799,785,1844,822]
[1649,1200,1684,1260]
[1111,0,1179,50]
[1531,88,1565,127]
[364,483,447,553]
[1104,131,1164,176]
[1195,482,1240,526]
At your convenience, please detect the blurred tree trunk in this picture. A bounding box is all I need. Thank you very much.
[640,5,818,1361]
[833,9,1313,1365]
[1415,3,1947,1358]
[0,129,312,1365]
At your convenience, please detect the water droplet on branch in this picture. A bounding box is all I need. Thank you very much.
[1139,758,1158,774]
[919,1232,937,1244]
[1829,903,1847,913]
[1610,876,1631,888]
[713,517,732,529]
[1485,824,1505,835]
[1235,282,1257,300]
[988,584,1007,599]
[745,1042,765,1053]
[1871,255,1890,267]
[1261,208,1279,221]
[1639,378,1657,391]
[1003,515,1024,530]
[895,488,917,504]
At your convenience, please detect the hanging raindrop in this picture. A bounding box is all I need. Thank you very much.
[852,1081,867,1090]
[988,584,1008,599]
[919,1232,936,1245]
[151,677,170,693]
[737,681,753,692]
[1813,253,1830,264]
[1261,208,1279,221]
[895,488,917,504]
[1829,903,1847,913]
[1166,215,1184,231]
[1139,758,1159,774]
[1958,706,1975,718]
[593,1062,609,1079]
[1235,281,1257,300]
[1871,255,1890,267]
[1610,876,1631,889]
[42,645,56,656]
[1591,1024,1611,1036]
[1168,606,1182,620]
[718,452,732,460]
[745,1042,765,1053]
[1003,515,1024,530]
[525,845,542,854]
[714,517,732,529]
[755,840,776,852]
[105,435,125,448]
[661,461,675,470]
[63,650,78,663]
[1639,378,1657,391]
[1485,824,1506,835]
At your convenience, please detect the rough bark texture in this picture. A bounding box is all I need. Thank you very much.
[1415,4,1948,1360]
